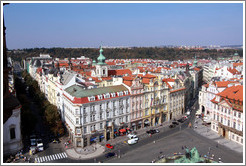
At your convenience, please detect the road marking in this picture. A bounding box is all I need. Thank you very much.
[47,155,50,161]
[64,153,68,157]
[45,156,48,161]
[42,157,45,162]
[57,153,61,159]
[36,158,39,163]
[54,154,58,160]
[40,157,43,163]
[61,152,66,158]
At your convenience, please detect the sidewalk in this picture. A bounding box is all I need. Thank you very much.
[193,117,243,154]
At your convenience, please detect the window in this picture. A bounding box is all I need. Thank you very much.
[236,136,239,142]
[83,116,87,123]
[232,134,234,139]
[100,112,103,120]
[241,138,243,144]
[106,111,109,118]
[98,95,103,100]
[100,123,103,129]
[88,96,95,101]
[100,104,102,110]
[145,109,148,116]
[10,128,16,140]
[234,111,237,117]
[233,122,236,129]
[217,115,219,121]
[83,107,86,113]
[76,118,79,124]
[126,115,128,122]
[228,120,230,126]
[220,117,223,123]
[238,113,241,118]
[213,114,216,120]
[90,126,93,131]
[76,109,79,115]
[76,128,81,134]
[84,127,87,134]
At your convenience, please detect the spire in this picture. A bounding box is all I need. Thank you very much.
[193,56,197,67]
[97,46,106,65]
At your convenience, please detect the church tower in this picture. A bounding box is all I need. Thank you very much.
[96,46,108,77]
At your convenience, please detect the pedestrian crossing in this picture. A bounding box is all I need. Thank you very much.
[35,152,68,163]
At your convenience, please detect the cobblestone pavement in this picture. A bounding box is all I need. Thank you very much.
[193,117,243,154]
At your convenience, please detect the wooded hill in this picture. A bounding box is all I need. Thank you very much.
[8,47,242,62]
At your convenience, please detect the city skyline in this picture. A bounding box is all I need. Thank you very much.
[3,2,244,49]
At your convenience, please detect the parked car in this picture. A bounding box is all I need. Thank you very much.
[105,152,115,158]
[177,118,185,123]
[105,144,114,149]
[146,129,159,135]
[169,124,176,128]
[172,121,179,125]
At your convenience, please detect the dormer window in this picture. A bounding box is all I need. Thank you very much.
[97,95,103,100]
[215,96,220,102]
[118,91,123,96]
[88,96,95,101]
[124,91,128,95]
[104,93,110,99]
[111,93,116,97]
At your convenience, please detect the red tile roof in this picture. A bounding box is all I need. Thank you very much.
[170,87,186,93]
[142,74,157,78]
[108,69,132,76]
[227,67,240,75]
[233,62,243,68]
[217,85,243,102]
[215,81,239,88]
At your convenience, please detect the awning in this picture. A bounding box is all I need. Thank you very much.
[90,137,97,142]
[119,129,126,133]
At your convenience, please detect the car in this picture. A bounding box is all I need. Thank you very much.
[105,152,115,158]
[169,124,176,128]
[128,139,138,145]
[105,144,114,149]
[146,129,159,135]
[129,135,139,141]
[127,133,137,139]
[172,121,179,125]
[177,118,185,123]
[37,139,44,152]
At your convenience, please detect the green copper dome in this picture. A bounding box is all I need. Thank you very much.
[193,56,197,67]
[97,46,106,65]
[234,52,239,56]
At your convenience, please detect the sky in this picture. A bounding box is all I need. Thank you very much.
[3,2,244,49]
